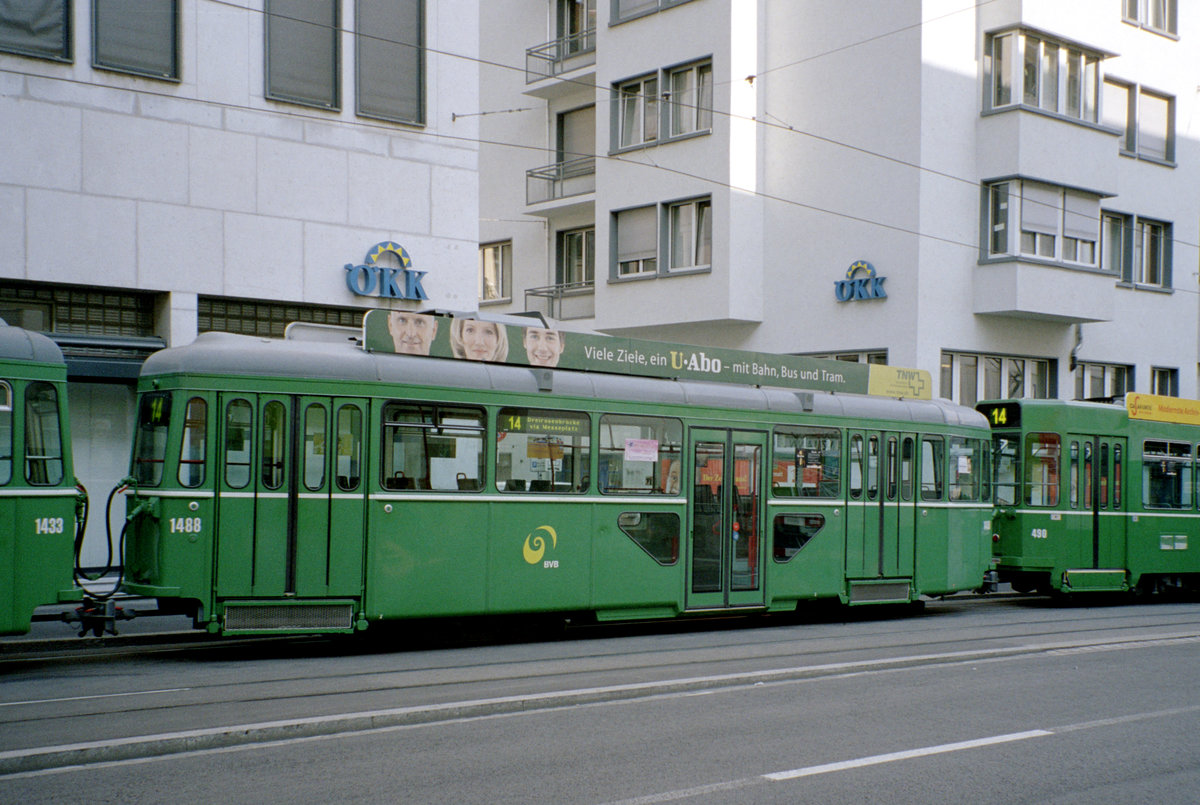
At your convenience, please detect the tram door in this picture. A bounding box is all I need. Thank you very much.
[214,393,367,599]
[845,430,916,580]
[1070,434,1127,571]
[686,429,767,610]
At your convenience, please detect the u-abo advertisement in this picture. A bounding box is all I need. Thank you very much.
[361,310,931,400]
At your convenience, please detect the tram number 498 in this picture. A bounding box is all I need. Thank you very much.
[170,517,203,534]
[1030,528,1049,539]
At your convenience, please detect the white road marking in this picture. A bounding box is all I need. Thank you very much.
[0,688,190,708]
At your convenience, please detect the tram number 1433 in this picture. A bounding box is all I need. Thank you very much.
[34,517,66,534]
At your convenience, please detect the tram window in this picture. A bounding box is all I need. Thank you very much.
[335,405,362,491]
[866,436,879,501]
[1083,441,1092,507]
[849,435,864,500]
[772,426,841,498]
[1143,440,1191,509]
[224,399,253,489]
[177,397,208,488]
[900,437,914,501]
[303,404,326,491]
[133,392,171,487]
[886,437,898,500]
[598,414,682,495]
[496,407,589,493]
[0,380,11,485]
[1113,444,1121,508]
[1024,433,1060,506]
[949,436,980,501]
[381,403,485,491]
[991,435,1019,505]
[617,512,680,564]
[261,401,287,490]
[1069,442,1079,508]
[1099,443,1109,509]
[920,437,943,500]
[773,513,825,562]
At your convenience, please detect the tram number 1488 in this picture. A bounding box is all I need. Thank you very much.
[170,517,203,534]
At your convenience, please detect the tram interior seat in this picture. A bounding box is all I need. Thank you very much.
[506,479,526,492]
[387,472,414,490]
[457,474,479,491]
[529,479,552,492]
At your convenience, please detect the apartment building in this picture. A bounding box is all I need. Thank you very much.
[479,0,1198,403]
[0,1,480,562]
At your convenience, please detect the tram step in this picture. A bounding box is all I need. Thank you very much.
[221,601,356,633]
[1062,569,1128,592]
[847,580,912,605]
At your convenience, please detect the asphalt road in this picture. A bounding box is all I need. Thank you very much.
[2,596,1199,803]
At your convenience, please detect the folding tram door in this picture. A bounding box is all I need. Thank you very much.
[686,428,767,610]
[845,429,916,602]
[1065,432,1127,589]
[213,392,367,631]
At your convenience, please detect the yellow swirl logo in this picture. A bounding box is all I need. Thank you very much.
[522,526,558,564]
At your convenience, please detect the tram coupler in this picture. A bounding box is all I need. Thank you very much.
[62,597,135,637]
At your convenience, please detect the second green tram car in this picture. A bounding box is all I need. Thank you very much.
[979,397,1200,595]
[123,331,995,635]
[0,322,79,635]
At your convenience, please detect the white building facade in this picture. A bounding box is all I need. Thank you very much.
[479,0,1199,404]
[1,1,480,563]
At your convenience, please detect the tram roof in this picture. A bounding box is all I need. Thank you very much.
[142,332,984,428]
[0,322,65,365]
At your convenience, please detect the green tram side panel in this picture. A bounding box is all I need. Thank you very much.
[980,397,1200,594]
[128,332,991,632]
[0,332,80,635]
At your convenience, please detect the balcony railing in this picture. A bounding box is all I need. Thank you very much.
[526,156,596,205]
[524,281,595,321]
[526,28,596,82]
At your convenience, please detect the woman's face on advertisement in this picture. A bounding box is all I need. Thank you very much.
[461,320,499,360]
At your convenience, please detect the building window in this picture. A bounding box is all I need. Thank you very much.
[806,351,888,365]
[986,30,1100,123]
[1151,367,1178,397]
[1101,212,1128,275]
[985,180,1099,267]
[1107,215,1172,289]
[559,0,596,54]
[613,0,699,22]
[667,61,712,137]
[0,0,70,62]
[479,241,512,303]
[941,351,1052,405]
[617,74,658,149]
[614,206,658,277]
[93,0,178,80]
[557,227,595,285]
[1073,362,1130,400]
[265,0,339,110]
[667,197,711,271]
[1133,219,1169,287]
[1123,0,1177,35]
[356,0,423,125]
[1103,79,1174,162]
[198,296,360,338]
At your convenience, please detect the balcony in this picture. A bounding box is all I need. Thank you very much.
[524,29,596,100]
[973,261,1114,323]
[526,156,596,208]
[525,281,595,321]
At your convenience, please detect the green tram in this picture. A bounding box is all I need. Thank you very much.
[979,396,1200,595]
[1,322,80,635]
[123,331,995,635]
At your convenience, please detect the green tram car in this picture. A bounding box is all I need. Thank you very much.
[979,397,1200,596]
[1,322,79,635]
[123,331,995,635]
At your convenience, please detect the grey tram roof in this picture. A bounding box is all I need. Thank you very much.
[143,331,985,428]
[0,321,66,364]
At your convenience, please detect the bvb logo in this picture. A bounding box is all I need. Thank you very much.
[522,526,558,565]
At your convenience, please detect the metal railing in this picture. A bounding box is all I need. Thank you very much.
[524,281,595,321]
[525,28,596,82]
[526,156,596,205]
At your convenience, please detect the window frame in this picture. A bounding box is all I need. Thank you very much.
[597,413,682,495]
[24,381,65,487]
[496,407,591,494]
[666,196,712,272]
[0,0,71,63]
[380,402,487,493]
[613,205,659,278]
[177,396,207,488]
[1123,0,1178,37]
[616,73,659,150]
[0,380,11,486]
[92,0,179,81]
[666,60,713,138]
[355,0,424,126]
[264,0,340,111]
[479,241,512,304]
[986,29,1101,124]
[557,226,595,285]
[983,179,1100,269]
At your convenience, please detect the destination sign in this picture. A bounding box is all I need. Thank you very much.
[1127,393,1200,426]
